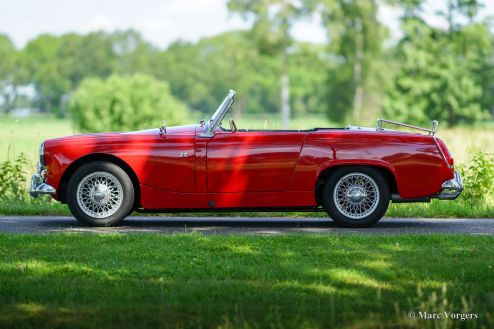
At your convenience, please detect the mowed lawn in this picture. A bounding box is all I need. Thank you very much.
[0,234,492,329]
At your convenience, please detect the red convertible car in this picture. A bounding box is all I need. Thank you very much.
[30,90,463,227]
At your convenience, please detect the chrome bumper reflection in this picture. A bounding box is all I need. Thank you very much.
[29,166,56,198]
[435,171,463,200]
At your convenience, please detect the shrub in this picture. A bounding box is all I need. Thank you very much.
[0,153,29,201]
[458,152,494,204]
[70,74,188,132]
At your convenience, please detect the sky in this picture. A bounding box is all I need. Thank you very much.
[0,0,493,49]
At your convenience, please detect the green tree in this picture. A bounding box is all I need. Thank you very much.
[384,0,491,126]
[70,74,188,132]
[17,30,159,117]
[158,31,279,117]
[66,32,113,85]
[308,0,386,124]
[110,30,161,75]
[228,0,308,128]
[288,43,327,117]
[0,34,17,114]
[17,34,71,116]
[467,22,494,118]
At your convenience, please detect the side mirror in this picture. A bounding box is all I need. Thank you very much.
[159,121,166,136]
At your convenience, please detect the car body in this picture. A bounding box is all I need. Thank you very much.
[30,90,463,227]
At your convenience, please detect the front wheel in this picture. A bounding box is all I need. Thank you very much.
[67,161,135,226]
[322,167,389,228]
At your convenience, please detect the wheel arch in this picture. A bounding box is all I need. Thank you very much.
[58,153,141,208]
[314,163,398,206]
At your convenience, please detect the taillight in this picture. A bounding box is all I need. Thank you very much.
[436,138,454,167]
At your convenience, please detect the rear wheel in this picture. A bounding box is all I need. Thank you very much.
[67,161,135,226]
[322,167,389,228]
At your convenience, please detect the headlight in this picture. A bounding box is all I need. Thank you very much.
[39,142,45,166]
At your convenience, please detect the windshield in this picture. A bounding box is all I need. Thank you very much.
[210,95,230,124]
[202,90,236,135]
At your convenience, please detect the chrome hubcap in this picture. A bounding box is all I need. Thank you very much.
[76,172,123,218]
[333,173,379,220]
[347,186,367,203]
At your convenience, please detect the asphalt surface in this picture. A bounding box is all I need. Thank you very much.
[0,216,493,234]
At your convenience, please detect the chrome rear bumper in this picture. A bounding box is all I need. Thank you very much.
[29,164,56,198]
[435,171,463,200]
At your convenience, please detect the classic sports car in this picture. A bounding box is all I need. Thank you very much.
[30,90,463,227]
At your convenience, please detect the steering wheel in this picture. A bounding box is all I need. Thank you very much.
[229,118,238,132]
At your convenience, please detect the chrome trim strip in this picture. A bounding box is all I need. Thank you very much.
[197,132,214,138]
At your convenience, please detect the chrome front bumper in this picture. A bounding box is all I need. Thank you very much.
[29,164,56,198]
[435,171,463,200]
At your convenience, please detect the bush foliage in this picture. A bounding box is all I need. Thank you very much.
[0,153,29,201]
[459,152,494,204]
[70,74,188,132]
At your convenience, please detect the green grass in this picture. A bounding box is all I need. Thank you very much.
[0,199,69,216]
[386,199,494,218]
[0,115,75,164]
[0,234,492,328]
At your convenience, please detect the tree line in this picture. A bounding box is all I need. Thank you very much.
[0,0,493,128]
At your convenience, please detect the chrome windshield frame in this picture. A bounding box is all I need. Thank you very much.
[199,89,236,137]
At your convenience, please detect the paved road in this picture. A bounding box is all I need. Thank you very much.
[0,216,493,234]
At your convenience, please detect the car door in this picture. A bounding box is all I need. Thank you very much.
[136,128,196,193]
[206,131,307,193]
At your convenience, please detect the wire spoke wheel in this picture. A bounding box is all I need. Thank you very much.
[333,172,380,220]
[76,171,123,219]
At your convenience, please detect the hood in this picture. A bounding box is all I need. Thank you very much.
[124,124,197,136]
[44,124,197,146]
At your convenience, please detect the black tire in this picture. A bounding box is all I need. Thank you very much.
[67,161,135,226]
[322,166,389,228]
